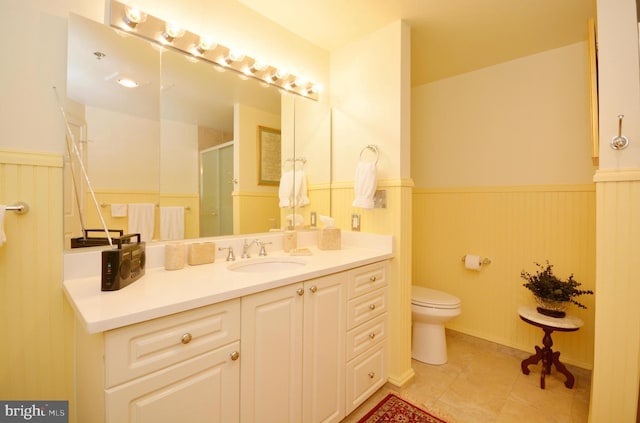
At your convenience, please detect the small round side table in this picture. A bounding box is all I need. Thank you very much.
[518,306,584,389]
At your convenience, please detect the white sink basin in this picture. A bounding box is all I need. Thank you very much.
[227,257,306,273]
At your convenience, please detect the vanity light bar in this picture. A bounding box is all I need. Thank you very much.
[108,0,319,101]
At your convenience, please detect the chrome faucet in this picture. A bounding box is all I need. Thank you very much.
[242,239,272,258]
[218,246,235,261]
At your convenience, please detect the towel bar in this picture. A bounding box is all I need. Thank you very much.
[100,202,191,211]
[6,202,29,214]
[359,145,379,164]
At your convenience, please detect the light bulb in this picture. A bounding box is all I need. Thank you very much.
[195,37,216,55]
[123,7,147,28]
[161,22,185,43]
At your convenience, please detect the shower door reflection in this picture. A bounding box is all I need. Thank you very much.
[200,142,234,237]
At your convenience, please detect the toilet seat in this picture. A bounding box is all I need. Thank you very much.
[412,286,461,309]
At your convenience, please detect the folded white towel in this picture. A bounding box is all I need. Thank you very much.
[160,206,185,240]
[111,203,127,217]
[128,203,155,242]
[352,161,377,209]
[0,205,6,247]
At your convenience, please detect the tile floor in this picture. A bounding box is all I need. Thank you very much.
[342,330,591,423]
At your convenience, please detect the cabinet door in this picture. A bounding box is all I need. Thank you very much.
[105,341,240,423]
[240,283,304,423]
[303,273,347,423]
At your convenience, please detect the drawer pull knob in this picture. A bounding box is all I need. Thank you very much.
[368,372,375,379]
[309,285,318,293]
[369,333,376,339]
[369,304,376,311]
[230,351,240,361]
[297,288,305,296]
[181,333,193,344]
[370,276,376,282]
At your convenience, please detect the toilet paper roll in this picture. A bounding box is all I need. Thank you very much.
[464,254,482,271]
[165,242,185,271]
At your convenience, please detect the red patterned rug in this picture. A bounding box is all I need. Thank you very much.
[358,393,447,423]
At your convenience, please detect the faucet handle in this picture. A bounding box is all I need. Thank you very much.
[241,239,252,259]
[218,246,235,261]
[258,241,272,256]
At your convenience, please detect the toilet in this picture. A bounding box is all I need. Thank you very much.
[411,285,462,365]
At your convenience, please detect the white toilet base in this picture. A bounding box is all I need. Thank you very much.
[412,321,448,365]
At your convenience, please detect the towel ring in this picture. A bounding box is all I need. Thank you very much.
[359,145,379,164]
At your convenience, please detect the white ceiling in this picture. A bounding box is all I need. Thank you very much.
[237,0,597,86]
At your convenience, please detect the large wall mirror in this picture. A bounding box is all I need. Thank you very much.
[65,13,297,249]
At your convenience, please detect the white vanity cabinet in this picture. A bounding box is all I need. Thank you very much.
[240,272,347,423]
[76,299,241,423]
[71,258,390,423]
[345,262,389,414]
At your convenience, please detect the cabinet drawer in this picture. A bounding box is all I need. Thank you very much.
[346,287,388,330]
[347,262,387,300]
[346,313,387,362]
[105,299,240,388]
[345,343,387,415]
[106,341,240,423]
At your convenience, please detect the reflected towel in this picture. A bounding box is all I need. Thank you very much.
[128,203,155,242]
[279,169,309,208]
[0,205,6,247]
[352,161,377,209]
[293,169,309,208]
[160,206,185,241]
[279,170,294,208]
[111,203,127,217]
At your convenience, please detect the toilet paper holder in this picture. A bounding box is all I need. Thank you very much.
[461,255,492,265]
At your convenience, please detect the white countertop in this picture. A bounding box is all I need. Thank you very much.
[63,232,393,334]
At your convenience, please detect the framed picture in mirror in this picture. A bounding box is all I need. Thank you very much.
[257,125,282,185]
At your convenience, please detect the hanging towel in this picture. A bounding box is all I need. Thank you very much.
[293,169,309,207]
[111,203,127,217]
[160,206,185,240]
[279,170,294,208]
[128,203,155,242]
[352,161,377,209]
[0,205,6,247]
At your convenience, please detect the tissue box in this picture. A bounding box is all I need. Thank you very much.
[188,242,216,265]
[317,228,341,250]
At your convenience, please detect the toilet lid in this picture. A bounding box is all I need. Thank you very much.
[412,286,461,309]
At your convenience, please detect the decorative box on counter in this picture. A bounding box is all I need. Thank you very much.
[317,228,341,250]
[188,242,216,265]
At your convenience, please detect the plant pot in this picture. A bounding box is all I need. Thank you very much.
[535,296,568,318]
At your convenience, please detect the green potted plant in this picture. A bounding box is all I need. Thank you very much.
[520,261,593,318]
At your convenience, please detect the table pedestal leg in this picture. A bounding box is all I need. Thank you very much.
[520,327,575,389]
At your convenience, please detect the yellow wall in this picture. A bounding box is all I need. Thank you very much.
[0,150,75,419]
[413,184,596,368]
[234,191,280,234]
[589,172,640,422]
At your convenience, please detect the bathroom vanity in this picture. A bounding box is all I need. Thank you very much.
[63,232,392,423]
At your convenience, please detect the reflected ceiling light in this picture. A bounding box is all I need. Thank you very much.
[123,7,147,28]
[161,22,185,43]
[117,78,139,88]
